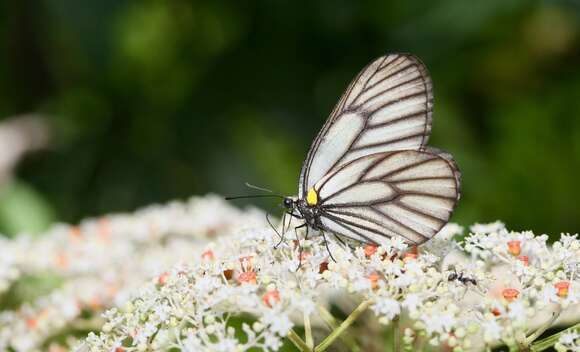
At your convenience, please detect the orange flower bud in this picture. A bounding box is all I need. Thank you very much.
[69,226,81,239]
[158,272,169,286]
[201,249,215,260]
[319,261,329,274]
[491,308,501,316]
[507,240,521,256]
[517,255,529,266]
[369,272,380,289]
[261,290,280,307]
[365,244,378,257]
[26,318,37,329]
[403,252,418,263]
[502,288,519,302]
[238,271,257,284]
[56,253,69,269]
[555,281,570,298]
[90,297,102,310]
[98,218,110,241]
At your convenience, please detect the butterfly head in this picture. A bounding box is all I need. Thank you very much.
[283,196,296,209]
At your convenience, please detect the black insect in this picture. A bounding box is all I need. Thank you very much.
[448,271,477,286]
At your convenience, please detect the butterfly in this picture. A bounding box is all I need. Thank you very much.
[281,53,461,248]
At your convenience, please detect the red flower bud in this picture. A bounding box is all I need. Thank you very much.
[238,271,257,284]
[502,288,519,302]
[261,290,280,307]
[364,244,378,257]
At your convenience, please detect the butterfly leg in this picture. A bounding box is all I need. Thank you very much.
[273,212,288,249]
[266,212,283,241]
[275,211,304,249]
[331,234,350,249]
[294,222,309,271]
[320,230,337,262]
[284,210,302,233]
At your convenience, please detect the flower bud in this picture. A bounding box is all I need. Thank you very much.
[403,253,418,263]
[364,244,378,257]
[201,249,215,261]
[369,272,380,289]
[554,281,570,298]
[157,272,169,286]
[507,240,521,256]
[319,261,329,274]
[223,269,234,280]
[237,271,257,284]
[502,288,519,302]
[261,290,280,307]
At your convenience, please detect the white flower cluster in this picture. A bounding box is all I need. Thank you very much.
[0,195,266,351]
[557,329,580,351]
[73,216,580,352]
[0,194,578,351]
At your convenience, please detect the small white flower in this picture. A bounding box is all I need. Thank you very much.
[372,299,401,320]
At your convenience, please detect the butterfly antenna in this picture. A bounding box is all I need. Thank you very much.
[225,183,285,201]
[245,182,274,193]
[225,194,284,201]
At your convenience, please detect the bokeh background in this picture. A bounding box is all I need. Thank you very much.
[1,0,579,238]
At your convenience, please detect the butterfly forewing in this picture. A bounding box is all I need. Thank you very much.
[316,149,460,246]
[299,54,433,198]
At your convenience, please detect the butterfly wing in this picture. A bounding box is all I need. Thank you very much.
[299,53,433,198]
[315,149,460,245]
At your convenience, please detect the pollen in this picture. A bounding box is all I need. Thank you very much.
[306,187,318,206]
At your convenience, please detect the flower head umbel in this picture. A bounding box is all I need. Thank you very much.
[73,218,579,352]
[0,195,578,352]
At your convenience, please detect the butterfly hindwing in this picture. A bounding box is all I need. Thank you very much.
[299,54,433,198]
[315,149,460,246]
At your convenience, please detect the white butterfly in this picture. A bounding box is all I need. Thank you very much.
[282,53,461,246]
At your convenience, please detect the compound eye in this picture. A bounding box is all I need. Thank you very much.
[283,198,293,208]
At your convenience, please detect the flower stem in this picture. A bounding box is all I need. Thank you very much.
[393,316,401,352]
[530,321,580,352]
[315,299,373,352]
[526,307,562,344]
[287,329,312,352]
[304,312,314,350]
[316,304,362,352]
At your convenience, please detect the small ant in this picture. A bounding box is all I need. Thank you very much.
[448,271,477,286]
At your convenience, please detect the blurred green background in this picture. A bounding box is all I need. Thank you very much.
[0,0,579,238]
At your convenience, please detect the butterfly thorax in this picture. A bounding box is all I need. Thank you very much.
[296,198,322,230]
[284,192,323,231]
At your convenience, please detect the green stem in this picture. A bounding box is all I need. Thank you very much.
[526,307,562,345]
[415,334,427,352]
[531,321,580,352]
[315,299,373,352]
[287,329,312,352]
[393,316,400,352]
[304,312,314,350]
[316,305,362,352]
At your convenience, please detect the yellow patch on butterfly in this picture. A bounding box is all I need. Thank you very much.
[306,188,318,206]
